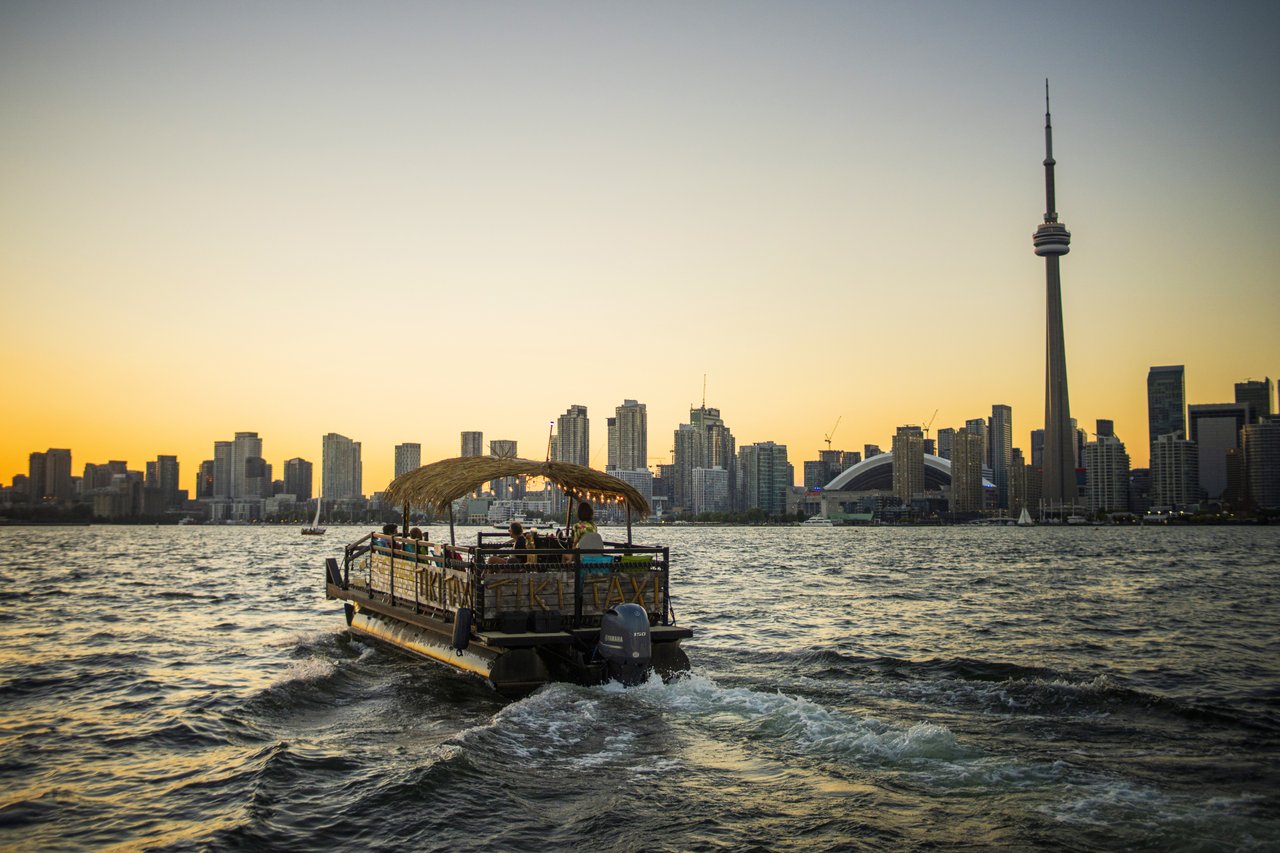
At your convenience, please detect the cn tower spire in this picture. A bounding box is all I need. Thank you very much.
[1032,80,1076,509]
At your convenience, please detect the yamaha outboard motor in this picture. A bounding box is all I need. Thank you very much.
[596,603,652,685]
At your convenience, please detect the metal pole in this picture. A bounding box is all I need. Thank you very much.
[448,503,456,546]
[402,502,410,537]
[626,504,632,545]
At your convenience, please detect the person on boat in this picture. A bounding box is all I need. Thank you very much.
[488,522,533,566]
[570,502,597,546]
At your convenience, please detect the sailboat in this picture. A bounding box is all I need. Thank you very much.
[302,497,326,535]
[1017,507,1034,526]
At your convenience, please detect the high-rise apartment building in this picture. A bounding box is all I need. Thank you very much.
[231,432,263,499]
[964,418,989,466]
[892,426,925,503]
[394,443,421,478]
[196,460,215,499]
[613,399,647,472]
[1008,448,1028,517]
[27,449,73,504]
[284,458,313,502]
[673,406,736,515]
[1235,378,1273,422]
[461,431,484,457]
[950,429,985,513]
[553,405,590,466]
[1084,422,1130,514]
[691,467,729,516]
[490,439,517,458]
[322,433,363,500]
[1147,365,1186,446]
[989,404,1013,509]
[864,444,882,459]
[936,427,955,461]
[739,442,790,515]
[146,455,181,508]
[1151,432,1199,508]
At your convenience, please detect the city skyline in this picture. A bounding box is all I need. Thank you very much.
[3,3,1278,493]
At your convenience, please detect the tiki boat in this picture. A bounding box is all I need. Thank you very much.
[323,457,692,696]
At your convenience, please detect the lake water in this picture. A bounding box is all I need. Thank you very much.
[1,525,1277,851]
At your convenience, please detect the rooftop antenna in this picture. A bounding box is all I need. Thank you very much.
[701,373,707,408]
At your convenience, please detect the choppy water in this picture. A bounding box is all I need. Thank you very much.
[1,525,1277,851]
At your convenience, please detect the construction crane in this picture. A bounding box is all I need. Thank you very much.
[922,409,939,440]
[824,416,842,451]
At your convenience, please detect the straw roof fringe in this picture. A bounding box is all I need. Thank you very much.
[382,456,651,517]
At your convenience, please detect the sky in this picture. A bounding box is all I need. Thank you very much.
[2,1,1278,494]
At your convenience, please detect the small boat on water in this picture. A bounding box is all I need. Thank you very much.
[802,515,835,526]
[302,498,325,536]
[324,457,691,696]
[1017,508,1034,526]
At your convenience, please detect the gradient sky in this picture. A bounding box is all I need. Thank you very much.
[3,1,1278,494]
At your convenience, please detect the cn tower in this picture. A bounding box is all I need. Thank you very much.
[1033,81,1076,507]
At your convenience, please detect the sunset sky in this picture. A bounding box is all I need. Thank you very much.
[3,1,1278,494]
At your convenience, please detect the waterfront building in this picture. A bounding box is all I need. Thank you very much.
[27,449,73,504]
[1008,448,1028,517]
[1128,468,1153,515]
[1188,403,1251,500]
[1151,432,1199,509]
[1084,422,1130,514]
[1033,84,1077,506]
[212,441,233,499]
[964,418,989,466]
[892,426,925,503]
[673,405,736,515]
[231,432,263,499]
[145,455,181,509]
[284,458,313,503]
[691,466,729,516]
[613,399,647,472]
[1242,418,1280,509]
[322,433,363,500]
[1148,365,1186,446]
[739,442,790,515]
[989,405,1013,509]
[394,443,421,478]
[553,405,590,466]
[610,467,655,515]
[461,431,484,457]
[936,427,955,461]
[196,460,215,499]
[1235,378,1273,421]
[950,429,985,513]
[1030,429,1044,469]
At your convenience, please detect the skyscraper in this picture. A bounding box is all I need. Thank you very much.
[461,431,484,457]
[673,405,736,515]
[892,425,925,503]
[322,433,362,500]
[553,405,590,466]
[1151,432,1198,509]
[1033,82,1076,506]
[989,404,1013,509]
[1235,378,1273,422]
[1242,419,1280,509]
[1188,403,1251,500]
[284,457,313,502]
[1147,365,1186,446]
[614,399,647,472]
[739,442,790,515]
[394,443,421,478]
[1084,422,1130,514]
[231,432,263,499]
[950,429,985,513]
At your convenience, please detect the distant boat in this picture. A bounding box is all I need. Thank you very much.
[1017,508,1033,526]
[1066,514,1087,525]
[302,498,326,535]
[803,516,835,526]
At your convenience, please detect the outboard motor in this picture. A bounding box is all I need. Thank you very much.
[596,603,652,685]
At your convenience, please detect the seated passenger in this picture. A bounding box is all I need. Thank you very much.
[488,522,531,566]
[570,502,598,547]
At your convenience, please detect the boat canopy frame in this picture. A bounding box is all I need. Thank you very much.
[380,456,651,545]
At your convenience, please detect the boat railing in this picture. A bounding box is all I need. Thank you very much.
[337,530,673,633]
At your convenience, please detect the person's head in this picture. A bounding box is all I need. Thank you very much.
[577,502,593,523]
[509,522,524,539]
[409,527,423,540]
[382,523,397,535]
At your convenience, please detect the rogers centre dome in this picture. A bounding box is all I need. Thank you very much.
[821,454,994,492]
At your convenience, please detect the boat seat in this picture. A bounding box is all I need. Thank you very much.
[576,531,614,572]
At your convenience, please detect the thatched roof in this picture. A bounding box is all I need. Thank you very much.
[382,456,651,517]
